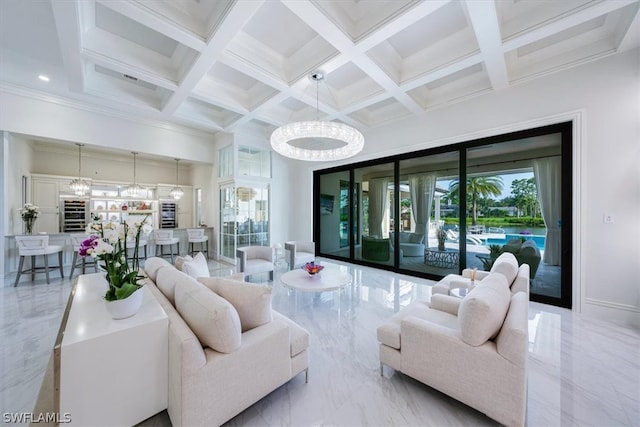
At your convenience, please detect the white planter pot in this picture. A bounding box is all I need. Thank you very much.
[104,287,144,319]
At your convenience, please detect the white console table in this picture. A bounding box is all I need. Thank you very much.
[55,273,168,426]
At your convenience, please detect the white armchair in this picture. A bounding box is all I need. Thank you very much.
[284,241,315,270]
[236,246,275,281]
[432,252,530,297]
[378,273,528,427]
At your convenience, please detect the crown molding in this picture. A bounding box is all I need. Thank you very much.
[0,82,218,139]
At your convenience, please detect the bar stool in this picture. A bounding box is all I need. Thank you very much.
[187,228,209,258]
[69,233,98,278]
[153,230,180,263]
[14,235,64,287]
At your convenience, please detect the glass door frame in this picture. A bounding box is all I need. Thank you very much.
[219,184,237,264]
[314,121,572,309]
[218,181,271,264]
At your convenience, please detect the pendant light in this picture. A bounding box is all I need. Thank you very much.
[69,143,90,196]
[169,158,184,200]
[127,152,146,198]
[270,72,364,162]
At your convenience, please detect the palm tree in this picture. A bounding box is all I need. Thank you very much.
[449,176,503,225]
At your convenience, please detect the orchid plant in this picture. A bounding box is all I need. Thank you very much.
[81,216,152,301]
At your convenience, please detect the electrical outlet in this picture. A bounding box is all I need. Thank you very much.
[604,213,614,224]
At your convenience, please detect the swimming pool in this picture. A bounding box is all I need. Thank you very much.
[486,234,546,250]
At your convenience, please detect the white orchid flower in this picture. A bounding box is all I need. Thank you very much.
[92,239,114,256]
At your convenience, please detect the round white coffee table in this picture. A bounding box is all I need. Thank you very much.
[280,268,352,292]
[280,268,353,317]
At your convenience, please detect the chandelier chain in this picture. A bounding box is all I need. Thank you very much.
[77,144,83,179]
[132,152,137,185]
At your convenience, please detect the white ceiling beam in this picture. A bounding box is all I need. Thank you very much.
[399,53,484,92]
[95,0,207,51]
[356,1,451,52]
[465,0,509,90]
[161,1,265,116]
[50,0,86,92]
[502,0,638,52]
[281,0,424,117]
[618,6,640,52]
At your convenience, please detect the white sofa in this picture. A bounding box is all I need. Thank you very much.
[432,252,529,296]
[377,273,529,427]
[143,257,309,426]
[390,231,425,257]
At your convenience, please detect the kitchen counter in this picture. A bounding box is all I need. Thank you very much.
[3,227,215,282]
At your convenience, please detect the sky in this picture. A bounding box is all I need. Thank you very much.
[437,171,534,200]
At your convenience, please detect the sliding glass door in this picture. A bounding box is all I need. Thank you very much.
[397,152,460,275]
[315,122,572,308]
[465,133,564,302]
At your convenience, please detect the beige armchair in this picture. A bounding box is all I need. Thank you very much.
[432,252,529,297]
[377,273,528,427]
[284,241,315,270]
[236,246,275,281]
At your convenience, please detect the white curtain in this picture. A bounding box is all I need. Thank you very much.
[533,157,562,265]
[368,177,389,237]
[408,173,437,237]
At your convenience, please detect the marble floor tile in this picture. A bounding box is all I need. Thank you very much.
[1,258,638,426]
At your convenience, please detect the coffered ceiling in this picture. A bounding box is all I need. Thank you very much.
[1,0,638,138]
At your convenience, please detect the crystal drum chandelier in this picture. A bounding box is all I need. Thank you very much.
[169,158,184,200]
[69,143,90,196]
[127,152,146,198]
[270,72,364,162]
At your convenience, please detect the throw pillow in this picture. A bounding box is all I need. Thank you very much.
[155,265,191,306]
[143,257,172,282]
[458,273,511,346]
[490,252,519,284]
[174,278,241,353]
[174,255,193,272]
[198,276,273,332]
[181,252,209,278]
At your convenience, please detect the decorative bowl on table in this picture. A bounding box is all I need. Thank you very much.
[302,262,324,276]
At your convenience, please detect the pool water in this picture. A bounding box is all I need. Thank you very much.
[486,234,546,250]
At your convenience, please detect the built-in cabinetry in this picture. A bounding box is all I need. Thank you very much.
[31,176,69,234]
[91,198,156,225]
[157,185,194,229]
[30,176,194,233]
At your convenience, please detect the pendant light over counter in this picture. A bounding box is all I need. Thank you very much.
[69,143,90,196]
[169,158,184,200]
[127,151,146,198]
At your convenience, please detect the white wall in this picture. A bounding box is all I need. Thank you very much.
[6,133,33,235]
[284,48,640,327]
[30,144,192,187]
[0,90,216,163]
[1,132,33,277]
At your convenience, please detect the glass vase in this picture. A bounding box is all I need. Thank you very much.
[24,218,35,234]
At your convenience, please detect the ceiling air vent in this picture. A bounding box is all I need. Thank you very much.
[123,74,138,81]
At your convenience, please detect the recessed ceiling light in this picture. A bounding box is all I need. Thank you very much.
[38,75,50,82]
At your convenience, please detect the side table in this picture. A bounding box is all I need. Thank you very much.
[55,273,168,426]
[424,248,460,268]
